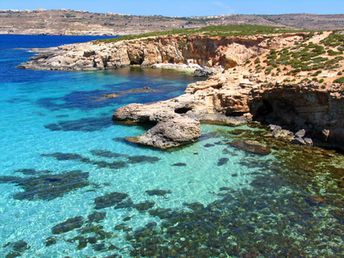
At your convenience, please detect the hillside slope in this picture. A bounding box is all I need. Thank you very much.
[1,10,344,35]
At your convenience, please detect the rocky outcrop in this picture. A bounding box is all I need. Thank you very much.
[114,75,344,150]
[249,84,344,150]
[268,125,313,146]
[113,70,253,148]
[114,100,202,149]
[20,35,266,72]
[126,117,201,149]
[20,32,344,150]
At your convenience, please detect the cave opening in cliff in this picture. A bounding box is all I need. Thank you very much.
[254,99,274,120]
[130,57,144,65]
[175,107,192,114]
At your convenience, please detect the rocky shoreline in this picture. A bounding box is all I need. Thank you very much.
[20,32,344,151]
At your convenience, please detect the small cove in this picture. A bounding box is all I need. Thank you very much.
[0,35,343,257]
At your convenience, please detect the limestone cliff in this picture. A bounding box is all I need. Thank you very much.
[20,31,344,150]
[20,35,267,71]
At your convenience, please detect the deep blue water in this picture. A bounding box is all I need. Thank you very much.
[0,35,343,257]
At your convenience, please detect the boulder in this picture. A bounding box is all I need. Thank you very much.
[126,116,201,149]
[268,124,282,131]
[295,129,306,138]
[271,128,295,142]
[304,138,313,146]
[291,137,306,145]
[193,67,214,77]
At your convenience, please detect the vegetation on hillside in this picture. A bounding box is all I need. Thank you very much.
[95,25,344,85]
[264,32,344,76]
[97,24,300,43]
[321,32,344,49]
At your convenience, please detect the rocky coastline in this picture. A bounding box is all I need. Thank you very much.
[20,31,344,151]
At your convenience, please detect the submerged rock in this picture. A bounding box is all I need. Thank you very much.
[172,162,187,167]
[114,223,132,232]
[45,237,57,247]
[229,140,271,155]
[0,170,89,201]
[52,216,84,234]
[96,87,155,101]
[4,240,30,258]
[184,202,205,211]
[127,155,160,164]
[15,168,52,175]
[42,152,128,170]
[305,196,325,206]
[148,208,173,219]
[145,189,172,196]
[94,192,129,209]
[217,157,229,166]
[133,201,155,211]
[90,149,127,159]
[41,152,86,161]
[87,211,106,223]
[93,243,106,252]
[44,116,113,132]
[12,240,29,253]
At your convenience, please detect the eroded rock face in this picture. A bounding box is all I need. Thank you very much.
[127,117,201,149]
[114,99,202,149]
[20,35,264,71]
[249,84,344,151]
[19,32,344,151]
[113,71,251,149]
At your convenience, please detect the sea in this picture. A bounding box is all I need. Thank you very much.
[0,35,343,257]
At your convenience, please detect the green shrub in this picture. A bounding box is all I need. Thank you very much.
[328,49,343,56]
[321,33,344,48]
[95,24,300,43]
[334,77,344,83]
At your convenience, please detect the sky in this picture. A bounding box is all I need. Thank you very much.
[0,0,343,17]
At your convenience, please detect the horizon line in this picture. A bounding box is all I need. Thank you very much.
[0,8,343,18]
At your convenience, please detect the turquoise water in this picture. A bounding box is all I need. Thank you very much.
[0,35,343,257]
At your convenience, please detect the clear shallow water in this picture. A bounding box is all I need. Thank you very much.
[0,35,343,257]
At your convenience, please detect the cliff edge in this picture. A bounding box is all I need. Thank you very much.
[20,27,344,150]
